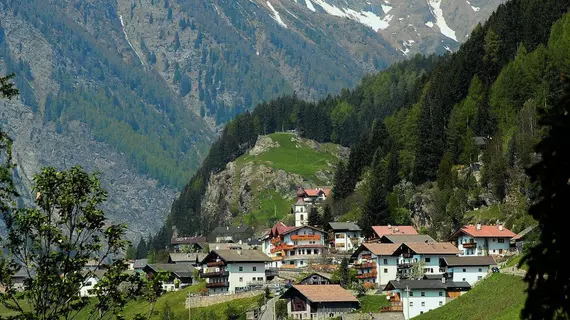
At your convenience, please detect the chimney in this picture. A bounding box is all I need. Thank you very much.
[388,224,392,229]
[237,250,242,255]
[476,223,482,230]
[498,225,503,231]
[395,227,399,232]
[442,277,446,284]
[227,226,229,231]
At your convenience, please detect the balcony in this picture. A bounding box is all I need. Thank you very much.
[291,234,321,241]
[270,237,281,244]
[381,302,403,312]
[361,254,372,260]
[397,262,414,269]
[206,261,225,267]
[356,271,377,279]
[201,270,229,278]
[206,282,229,288]
[354,262,376,269]
[462,242,476,248]
[266,268,279,277]
[270,243,294,253]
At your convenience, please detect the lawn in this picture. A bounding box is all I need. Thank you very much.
[240,190,292,227]
[504,254,528,271]
[354,294,391,313]
[236,132,340,184]
[414,274,526,320]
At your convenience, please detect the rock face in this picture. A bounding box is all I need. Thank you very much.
[200,134,348,229]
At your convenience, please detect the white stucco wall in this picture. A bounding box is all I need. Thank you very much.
[450,266,489,285]
[333,231,363,251]
[79,277,98,297]
[487,238,510,255]
[458,234,510,256]
[397,289,446,320]
[227,262,266,293]
[376,256,398,286]
[294,204,308,227]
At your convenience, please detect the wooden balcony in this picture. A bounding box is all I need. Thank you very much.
[354,262,376,269]
[356,271,377,279]
[271,243,294,253]
[206,261,225,267]
[206,282,229,288]
[462,242,476,248]
[270,237,281,244]
[381,302,403,312]
[291,234,321,241]
[361,254,372,260]
[201,270,229,278]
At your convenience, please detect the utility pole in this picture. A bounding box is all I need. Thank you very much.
[405,285,410,320]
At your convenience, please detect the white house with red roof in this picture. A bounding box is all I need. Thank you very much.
[372,225,419,238]
[450,223,516,256]
[296,186,331,203]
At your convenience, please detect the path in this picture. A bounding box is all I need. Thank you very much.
[260,297,276,320]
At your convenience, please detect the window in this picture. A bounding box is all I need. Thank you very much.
[85,282,93,286]
[410,302,413,307]
[439,291,443,297]
[493,249,496,253]
[239,277,243,282]
[421,292,425,297]
[300,260,304,265]
[239,267,243,271]
[492,238,496,242]
[383,259,388,264]
[253,267,257,271]
[410,292,414,297]
[258,277,264,281]
[478,268,482,272]
[420,311,423,314]
[462,269,466,272]
[421,302,425,307]
[425,257,431,263]
[384,268,388,273]
[498,238,505,243]
[462,278,466,281]
[315,250,319,255]
[478,276,483,280]
[300,214,304,221]
[439,301,443,306]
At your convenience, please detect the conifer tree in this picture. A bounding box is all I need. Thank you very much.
[522,78,570,320]
[307,206,322,228]
[332,161,351,200]
[322,204,333,231]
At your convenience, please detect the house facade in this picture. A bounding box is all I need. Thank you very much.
[143,263,195,292]
[280,285,359,319]
[296,187,331,204]
[329,222,364,252]
[294,199,309,227]
[440,256,496,285]
[79,275,99,297]
[200,249,271,295]
[351,243,399,286]
[298,272,333,285]
[379,234,435,244]
[171,236,207,252]
[265,222,327,268]
[392,242,460,279]
[451,224,516,256]
[383,278,470,319]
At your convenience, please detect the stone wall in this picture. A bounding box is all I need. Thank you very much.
[186,290,263,308]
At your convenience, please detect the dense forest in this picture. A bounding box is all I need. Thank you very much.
[144,0,570,252]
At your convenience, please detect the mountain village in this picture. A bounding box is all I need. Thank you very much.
[56,186,529,320]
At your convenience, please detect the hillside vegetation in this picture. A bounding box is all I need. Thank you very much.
[414,274,526,320]
[157,0,570,249]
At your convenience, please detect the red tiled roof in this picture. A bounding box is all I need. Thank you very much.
[293,285,358,302]
[322,189,331,196]
[402,242,460,255]
[282,225,326,235]
[453,225,516,238]
[372,226,418,237]
[304,189,321,197]
[271,222,294,236]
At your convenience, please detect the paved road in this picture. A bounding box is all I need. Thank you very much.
[260,297,276,320]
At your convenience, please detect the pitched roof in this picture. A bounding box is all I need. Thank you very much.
[171,236,207,245]
[211,224,251,235]
[210,249,271,263]
[398,242,460,255]
[372,226,418,237]
[207,243,251,250]
[298,272,334,283]
[452,225,516,238]
[329,222,361,231]
[304,189,321,197]
[363,243,400,256]
[291,285,358,302]
[442,256,496,267]
[144,263,195,278]
[133,259,148,269]
[512,225,537,241]
[169,253,207,263]
[384,279,470,291]
[282,225,326,235]
[271,221,295,236]
[381,234,435,244]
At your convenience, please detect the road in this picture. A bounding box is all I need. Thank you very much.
[260,297,276,320]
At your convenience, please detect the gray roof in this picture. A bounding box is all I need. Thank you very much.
[384,279,470,291]
[442,256,496,267]
[144,263,195,278]
[208,243,251,250]
[381,234,435,243]
[298,272,334,283]
[212,225,251,235]
[329,222,361,231]
[169,253,207,263]
[209,249,271,263]
[474,136,488,146]
[133,259,148,269]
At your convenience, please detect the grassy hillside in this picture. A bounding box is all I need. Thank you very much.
[232,132,344,227]
[414,274,526,320]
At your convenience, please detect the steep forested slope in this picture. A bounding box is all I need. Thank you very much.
[156,0,570,249]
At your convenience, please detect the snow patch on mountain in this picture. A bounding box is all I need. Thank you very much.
[381,4,392,13]
[466,1,481,11]
[425,21,434,28]
[305,0,317,12]
[427,0,457,41]
[119,15,145,66]
[311,0,392,31]
[267,1,288,28]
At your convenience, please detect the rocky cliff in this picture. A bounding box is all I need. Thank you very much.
[200,133,348,230]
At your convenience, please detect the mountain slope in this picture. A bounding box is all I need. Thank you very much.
[200,132,348,231]
[1,0,504,237]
